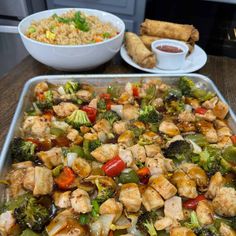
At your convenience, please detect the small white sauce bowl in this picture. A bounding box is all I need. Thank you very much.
[151,39,189,70]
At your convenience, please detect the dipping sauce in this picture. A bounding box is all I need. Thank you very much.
[157,45,183,53]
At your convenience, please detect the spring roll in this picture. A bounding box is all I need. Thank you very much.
[125,32,156,68]
[140,19,199,43]
[139,35,194,54]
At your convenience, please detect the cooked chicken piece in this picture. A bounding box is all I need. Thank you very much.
[99,198,123,221]
[185,97,200,109]
[93,119,112,133]
[213,101,229,120]
[89,98,98,109]
[205,172,225,199]
[159,83,170,92]
[159,121,180,137]
[118,130,135,147]
[70,188,92,213]
[67,129,80,142]
[164,157,176,172]
[152,97,164,108]
[195,110,216,122]
[202,97,218,109]
[145,156,165,176]
[53,102,78,117]
[33,166,53,195]
[144,144,161,157]
[196,200,214,225]
[177,121,196,133]
[72,157,91,178]
[164,196,184,221]
[214,119,228,129]
[80,125,91,134]
[180,163,208,189]
[142,186,164,211]
[119,183,142,212]
[8,169,25,197]
[212,187,236,217]
[0,211,18,235]
[76,89,92,102]
[150,175,177,200]
[196,120,218,143]
[219,223,236,236]
[34,81,48,95]
[118,92,134,105]
[83,133,98,141]
[91,144,119,163]
[170,227,196,236]
[217,126,232,138]
[12,161,33,169]
[22,116,50,138]
[113,121,128,135]
[119,148,134,167]
[123,104,139,120]
[23,167,35,191]
[171,170,198,199]
[154,217,179,231]
[53,191,71,208]
[178,111,196,122]
[37,147,63,169]
[129,144,146,163]
[217,136,233,148]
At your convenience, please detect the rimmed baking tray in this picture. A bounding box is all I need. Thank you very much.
[1,73,236,200]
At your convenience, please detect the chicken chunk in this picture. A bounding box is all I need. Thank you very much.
[0,211,18,235]
[145,156,166,176]
[99,198,123,221]
[34,81,48,95]
[150,175,177,200]
[89,98,98,109]
[217,126,232,138]
[118,130,135,147]
[212,187,236,217]
[37,147,63,169]
[91,144,119,163]
[70,188,92,213]
[53,191,71,208]
[213,101,229,120]
[159,121,180,137]
[119,148,134,167]
[196,120,218,143]
[202,97,218,109]
[154,217,179,231]
[171,170,198,199]
[93,119,112,133]
[72,157,91,178]
[119,183,142,212]
[113,121,128,135]
[164,196,184,221]
[53,102,78,117]
[196,200,214,225]
[214,119,228,129]
[123,104,139,121]
[67,129,80,142]
[219,223,236,236]
[33,166,53,195]
[76,89,92,102]
[12,161,33,169]
[129,144,146,163]
[178,111,195,122]
[217,136,233,148]
[144,144,161,157]
[205,172,225,199]
[142,186,164,211]
[195,110,216,122]
[170,227,196,236]
[23,167,35,191]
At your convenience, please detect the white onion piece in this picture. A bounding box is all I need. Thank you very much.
[184,104,193,112]
[51,121,69,131]
[125,82,133,95]
[66,152,78,167]
[111,105,123,118]
[187,139,202,154]
[57,86,66,95]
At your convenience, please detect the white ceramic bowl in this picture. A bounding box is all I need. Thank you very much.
[151,39,188,70]
[18,8,125,71]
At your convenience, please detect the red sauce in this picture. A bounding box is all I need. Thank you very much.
[157,45,183,53]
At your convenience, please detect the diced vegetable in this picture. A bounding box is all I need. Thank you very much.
[102,156,126,177]
[137,167,150,185]
[54,166,75,189]
[119,169,139,184]
[183,195,206,209]
[195,107,207,115]
[81,105,97,123]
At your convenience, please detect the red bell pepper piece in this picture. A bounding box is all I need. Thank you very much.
[137,167,150,184]
[81,105,97,123]
[230,135,236,145]
[183,194,206,209]
[54,167,75,189]
[132,86,139,98]
[102,156,126,177]
[195,107,207,115]
[100,93,111,101]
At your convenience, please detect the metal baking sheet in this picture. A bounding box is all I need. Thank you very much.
[1,73,236,201]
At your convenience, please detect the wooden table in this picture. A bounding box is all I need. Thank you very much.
[1,54,236,149]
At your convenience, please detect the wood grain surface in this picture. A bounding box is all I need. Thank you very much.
[1,54,236,150]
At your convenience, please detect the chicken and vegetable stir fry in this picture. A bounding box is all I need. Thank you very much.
[0,77,236,236]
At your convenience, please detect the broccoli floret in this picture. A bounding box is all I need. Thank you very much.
[138,105,163,123]
[10,138,36,162]
[13,196,50,232]
[36,90,53,110]
[97,99,107,112]
[164,140,193,163]
[184,211,200,230]
[165,100,185,115]
[164,88,182,102]
[143,221,157,236]
[185,134,208,147]
[83,139,101,160]
[95,179,114,204]
[65,109,91,129]
[64,81,80,94]
[100,110,121,125]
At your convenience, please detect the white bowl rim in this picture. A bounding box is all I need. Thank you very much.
[151,39,189,55]
[18,8,125,48]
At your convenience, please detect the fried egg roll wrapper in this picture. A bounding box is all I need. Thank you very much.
[125,32,156,68]
[140,19,199,43]
[140,35,194,54]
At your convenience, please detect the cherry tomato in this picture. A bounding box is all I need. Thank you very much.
[100,93,111,101]
[54,167,75,190]
[230,135,236,145]
[183,195,206,209]
[195,107,207,115]
[102,156,126,177]
[132,86,139,98]
[137,167,150,185]
[81,106,97,123]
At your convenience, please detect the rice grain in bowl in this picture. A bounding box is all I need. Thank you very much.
[18,8,125,71]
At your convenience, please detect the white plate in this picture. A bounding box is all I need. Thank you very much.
[120,44,207,74]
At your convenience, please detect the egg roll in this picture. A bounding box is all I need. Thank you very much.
[139,35,194,54]
[125,32,156,69]
[140,19,199,43]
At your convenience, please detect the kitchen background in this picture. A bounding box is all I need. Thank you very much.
[1,0,236,78]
